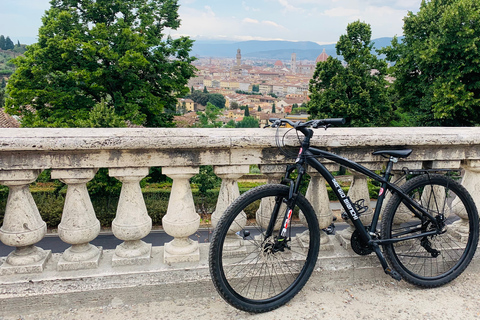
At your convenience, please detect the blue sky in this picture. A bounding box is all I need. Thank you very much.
[1,0,422,45]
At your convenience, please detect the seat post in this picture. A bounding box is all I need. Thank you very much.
[384,156,398,180]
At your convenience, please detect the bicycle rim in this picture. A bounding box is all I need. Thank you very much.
[209,184,320,312]
[383,175,479,286]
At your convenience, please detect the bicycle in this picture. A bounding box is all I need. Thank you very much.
[208,118,479,313]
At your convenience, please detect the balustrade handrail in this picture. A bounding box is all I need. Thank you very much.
[0,127,479,150]
[0,127,479,169]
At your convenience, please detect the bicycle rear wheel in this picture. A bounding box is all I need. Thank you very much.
[381,174,479,287]
[209,184,320,313]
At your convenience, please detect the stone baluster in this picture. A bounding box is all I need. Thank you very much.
[256,165,285,229]
[303,170,334,250]
[211,165,250,256]
[0,170,51,274]
[162,166,200,263]
[451,161,480,242]
[51,169,102,271]
[109,167,152,266]
[211,165,250,228]
[336,172,373,249]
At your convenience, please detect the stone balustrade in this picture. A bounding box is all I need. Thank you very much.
[1,126,480,277]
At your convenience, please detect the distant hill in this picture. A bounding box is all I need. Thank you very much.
[190,38,398,61]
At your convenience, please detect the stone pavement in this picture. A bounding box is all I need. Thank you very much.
[1,245,480,320]
[2,268,480,320]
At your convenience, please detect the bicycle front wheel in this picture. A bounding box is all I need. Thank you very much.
[209,184,320,313]
[381,174,479,287]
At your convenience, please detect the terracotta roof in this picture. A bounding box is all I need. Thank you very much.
[0,108,20,128]
[274,60,283,67]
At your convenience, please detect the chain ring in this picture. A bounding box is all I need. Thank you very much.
[351,228,373,256]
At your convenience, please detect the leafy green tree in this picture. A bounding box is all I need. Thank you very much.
[208,93,226,109]
[257,106,261,112]
[6,0,196,128]
[230,101,239,109]
[382,0,480,126]
[224,119,236,128]
[308,21,392,126]
[177,101,187,114]
[190,165,221,196]
[252,84,259,92]
[244,106,250,117]
[0,88,5,108]
[236,116,259,128]
[291,107,308,115]
[196,102,222,127]
[79,99,126,128]
[0,36,5,50]
[189,90,209,106]
[203,86,209,93]
[148,113,175,128]
[271,102,276,114]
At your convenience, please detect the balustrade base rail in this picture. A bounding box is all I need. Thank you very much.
[1,239,480,316]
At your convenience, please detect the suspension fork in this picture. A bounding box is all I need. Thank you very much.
[264,164,305,241]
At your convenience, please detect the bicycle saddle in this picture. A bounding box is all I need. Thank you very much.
[372,149,412,158]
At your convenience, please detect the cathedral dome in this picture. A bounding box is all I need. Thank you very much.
[315,49,329,63]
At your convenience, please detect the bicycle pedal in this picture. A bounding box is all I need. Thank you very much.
[385,268,402,281]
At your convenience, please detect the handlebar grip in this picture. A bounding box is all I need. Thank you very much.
[324,118,345,125]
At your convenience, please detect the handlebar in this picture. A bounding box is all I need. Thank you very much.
[268,117,345,129]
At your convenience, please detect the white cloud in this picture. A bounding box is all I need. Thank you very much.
[242,18,286,29]
[263,20,286,29]
[173,0,419,42]
[242,1,261,12]
[242,18,259,24]
[203,5,216,17]
[277,0,304,13]
[176,6,288,41]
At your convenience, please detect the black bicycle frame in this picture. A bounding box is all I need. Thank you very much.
[299,147,439,246]
[266,122,444,279]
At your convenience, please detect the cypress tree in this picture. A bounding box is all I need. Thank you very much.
[5,36,14,50]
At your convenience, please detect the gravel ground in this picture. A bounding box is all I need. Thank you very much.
[3,270,480,320]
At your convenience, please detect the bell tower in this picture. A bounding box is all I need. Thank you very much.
[291,52,297,74]
[236,49,241,66]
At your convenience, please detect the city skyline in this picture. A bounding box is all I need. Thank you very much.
[1,0,422,45]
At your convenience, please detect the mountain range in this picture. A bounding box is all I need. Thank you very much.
[190,37,396,61]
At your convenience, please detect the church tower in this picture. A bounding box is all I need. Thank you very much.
[291,52,297,74]
[236,49,241,67]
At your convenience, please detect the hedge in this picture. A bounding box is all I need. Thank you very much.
[0,184,380,228]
